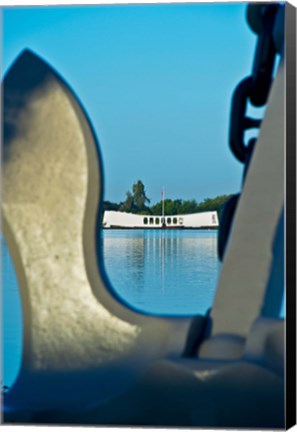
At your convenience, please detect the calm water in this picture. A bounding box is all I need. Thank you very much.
[2,229,219,387]
[103,229,219,315]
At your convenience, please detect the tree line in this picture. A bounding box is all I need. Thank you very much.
[103,180,234,220]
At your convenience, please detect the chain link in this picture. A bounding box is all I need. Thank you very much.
[229,3,282,164]
[219,3,284,261]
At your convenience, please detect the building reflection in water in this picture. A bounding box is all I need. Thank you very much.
[103,229,219,316]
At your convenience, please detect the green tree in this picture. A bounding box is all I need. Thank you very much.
[151,198,197,215]
[195,194,234,220]
[103,201,120,212]
[132,180,150,211]
[120,191,134,212]
[120,180,151,213]
[164,199,177,215]
[150,194,234,219]
[180,199,198,214]
[151,201,162,215]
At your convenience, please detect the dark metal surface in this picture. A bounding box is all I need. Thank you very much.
[229,77,261,163]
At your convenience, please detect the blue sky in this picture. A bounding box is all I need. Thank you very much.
[3,3,257,204]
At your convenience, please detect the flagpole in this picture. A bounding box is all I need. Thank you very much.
[162,186,165,221]
[162,187,165,227]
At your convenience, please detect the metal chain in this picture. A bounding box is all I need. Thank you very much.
[229,3,282,164]
[218,3,284,261]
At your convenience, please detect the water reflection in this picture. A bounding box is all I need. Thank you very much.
[103,229,219,315]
